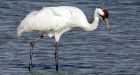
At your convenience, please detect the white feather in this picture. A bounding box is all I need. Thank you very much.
[17,6,103,42]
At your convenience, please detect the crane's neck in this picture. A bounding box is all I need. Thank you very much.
[82,8,100,31]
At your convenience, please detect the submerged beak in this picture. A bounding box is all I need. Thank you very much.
[104,18,110,32]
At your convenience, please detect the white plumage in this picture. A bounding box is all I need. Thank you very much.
[17,6,110,71]
[17,6,106,42]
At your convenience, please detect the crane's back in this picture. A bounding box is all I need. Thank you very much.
[17,6,88,38]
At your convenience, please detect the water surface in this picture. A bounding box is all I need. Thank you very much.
[0,0,140,75]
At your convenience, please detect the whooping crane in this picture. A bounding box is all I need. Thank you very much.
[17,6,110,71]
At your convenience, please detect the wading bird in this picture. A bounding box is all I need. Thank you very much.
[17,6,110,71]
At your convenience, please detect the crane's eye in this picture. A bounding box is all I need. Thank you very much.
[99,14,105,20]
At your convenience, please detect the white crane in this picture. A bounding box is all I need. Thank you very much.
[17,6,110,71]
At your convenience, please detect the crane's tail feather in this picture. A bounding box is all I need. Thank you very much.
[17,10,39,38]
[17,31,22,39]
[17,24,24,39]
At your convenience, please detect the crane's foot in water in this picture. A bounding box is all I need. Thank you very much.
[28,64,32,71]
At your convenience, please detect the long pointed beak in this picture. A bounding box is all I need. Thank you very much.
[104,18,110,32]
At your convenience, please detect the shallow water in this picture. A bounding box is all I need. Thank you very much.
[0,0,140,75]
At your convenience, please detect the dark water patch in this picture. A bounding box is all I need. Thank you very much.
[0,3,10,9]
[16,64,53,70]
[74,1,90,5]
[118,1,140,6]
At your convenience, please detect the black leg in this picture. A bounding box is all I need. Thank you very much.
[55,42,59,71]
[28,35,43,71]
[29,41,34,71]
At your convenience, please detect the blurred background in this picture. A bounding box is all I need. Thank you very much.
[0,0,140,75]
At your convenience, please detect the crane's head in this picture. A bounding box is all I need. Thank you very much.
[97,8,110,31]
